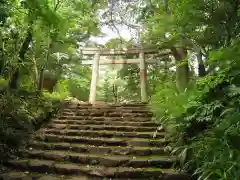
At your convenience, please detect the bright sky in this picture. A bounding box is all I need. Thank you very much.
[89,25,132,45]
[89,25,199,77]
[88,25,133,79]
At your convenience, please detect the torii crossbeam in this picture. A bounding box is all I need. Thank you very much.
[80,47,170,104]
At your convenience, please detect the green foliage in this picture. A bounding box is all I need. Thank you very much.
[97,67,126,102]
[0,0,102,90]
[43,79,70,101]
[152,42,240,179]
[151,80,200,134]
[0,78,8,90]
[5,0,240,179]
[0,90,55,159]
[0,0,101,162]
[68,77,90,101]
[118,64,140,101]
[43,77,91,101]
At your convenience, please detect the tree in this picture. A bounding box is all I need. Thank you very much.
[0,0,102,91]
[8,0,59,88]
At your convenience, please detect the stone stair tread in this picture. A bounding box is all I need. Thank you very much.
[19,149,176,168]
[51,119,157,127]
[24,149,175,161]
[5,159,189,179]
[63,108,151,113]
[0,171,165,180]
[58,115,152,119]
[67,107,151,111]
[57,116,155,122]
[47,123,160,132]
[28,141,169,156]
[3,102,191,179]
[75,110,153,114]
[61,112,153,117]
[39,129,165,139]
[67,105,149,109]
[0,171,99,180]
[34,134,167,147]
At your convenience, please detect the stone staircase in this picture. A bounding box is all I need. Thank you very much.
[1,102,191,180]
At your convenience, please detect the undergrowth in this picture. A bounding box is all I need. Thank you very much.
[151,42,240,180]
[0,89,62,161]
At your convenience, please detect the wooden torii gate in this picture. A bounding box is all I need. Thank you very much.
[80,47,169,104]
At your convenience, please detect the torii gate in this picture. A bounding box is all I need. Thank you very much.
[80,47,170,104]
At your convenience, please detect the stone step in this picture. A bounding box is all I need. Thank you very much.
[40,129,165,139]
[67,103,147,106]
[63,108,152,113]
[67,107,151,112]
[34,134,167,147]
[2,102,191,179]
[0,171,101,180]
[112,103,148,107]
[47,124,161,132]
[51,119,157,127]
[5,159,190,179]
[62,108,153,115]
[67,105,150,110]
[88,112,152,117]
[28,141,169,156]
[56,116,155,122]
[59,112,153,119]
[19,149,176,168]
[0,171,163,180]
[64,105,91,109]
[79,102,148,106]
[58,111,153,117]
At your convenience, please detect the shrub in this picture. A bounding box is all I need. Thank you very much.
[151,42,240,179]
[0,90,58,160]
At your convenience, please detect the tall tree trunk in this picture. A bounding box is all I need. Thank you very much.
[0,31,5,76]
[9,26,33,89]
[196,52,206,77]
[164,0,169,14]
[37,0,60,91]
[38,36,53,91]
[163,57,169,82]
[32,54,39,87]
[171,47,189,91]
[164,0,189,91]
[38,67,44,91]
[112,84,118,104]
[37,0,61,91]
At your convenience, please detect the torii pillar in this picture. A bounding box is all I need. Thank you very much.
[139,50,148,102]
[89,52,100,104]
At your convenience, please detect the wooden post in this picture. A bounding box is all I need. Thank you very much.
[139,50,148,102]
[89,52,100,104]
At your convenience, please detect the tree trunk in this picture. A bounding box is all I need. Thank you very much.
[0,31,4,76]
[196,52,206,77]
[171,47,189,91]
[112,84,118,104]
[37,67,44,91]
[9,26,33,89]
[38,36,53,91]
[163,57,169,82]
[32,55,39,87]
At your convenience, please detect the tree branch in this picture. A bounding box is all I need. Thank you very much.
[54,0,63,11]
